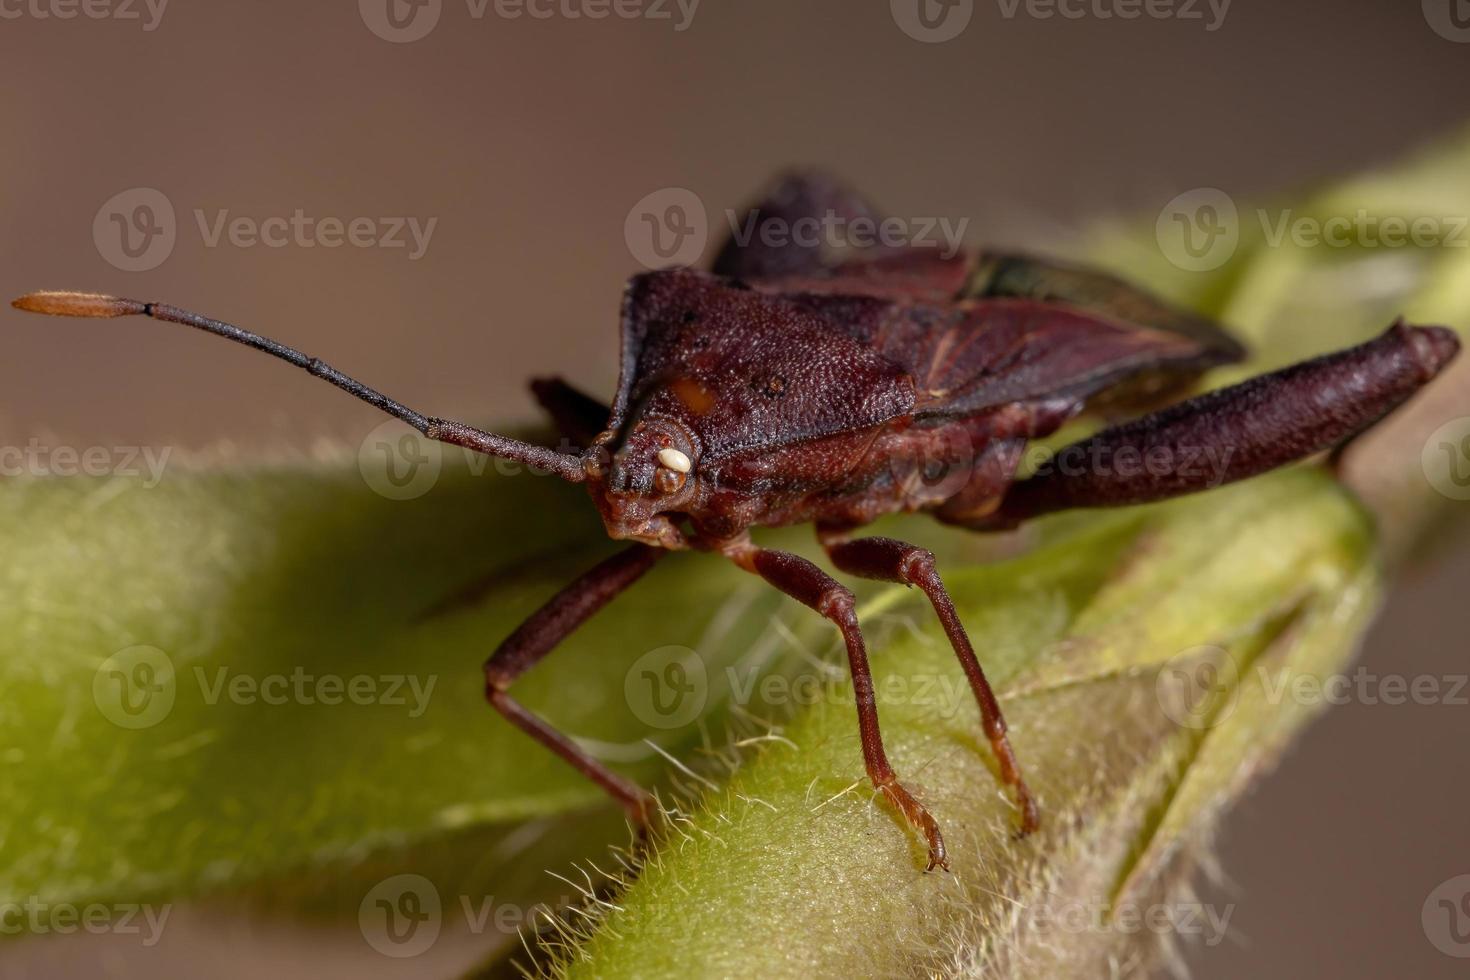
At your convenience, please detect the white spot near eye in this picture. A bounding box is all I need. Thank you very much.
[657,447,692,473]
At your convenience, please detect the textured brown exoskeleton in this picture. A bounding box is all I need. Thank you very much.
[13,174,1460,871]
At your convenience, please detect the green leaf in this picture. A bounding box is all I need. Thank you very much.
[0,459,791,910]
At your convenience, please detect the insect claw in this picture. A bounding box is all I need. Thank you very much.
[879,779,949,872]
[1013,783,1040,838]
[625,792,657,834]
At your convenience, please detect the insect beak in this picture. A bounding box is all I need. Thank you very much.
[598,506,688,550]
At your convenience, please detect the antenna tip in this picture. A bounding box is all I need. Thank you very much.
[11,291,147,318]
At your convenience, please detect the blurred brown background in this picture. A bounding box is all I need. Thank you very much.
[2,1,1468,977]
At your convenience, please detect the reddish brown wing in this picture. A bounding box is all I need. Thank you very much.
[745,249,973,305]
[963,250,1246,364]
[776,290,1233,420]
[716,171,1246,420]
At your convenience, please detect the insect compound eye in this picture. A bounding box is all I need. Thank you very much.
[654,466,686,495]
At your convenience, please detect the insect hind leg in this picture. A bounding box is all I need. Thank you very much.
[819,527,1039,837]
[965,320,1459,530]
[729,544,949,871]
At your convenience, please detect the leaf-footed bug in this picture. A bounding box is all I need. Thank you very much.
[13,172,1459,871]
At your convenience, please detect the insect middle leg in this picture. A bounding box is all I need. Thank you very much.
[818,527,1040,837]
[728,545,949,871]
[484,543,666,825]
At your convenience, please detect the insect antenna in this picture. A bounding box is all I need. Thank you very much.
[11,291,588,483]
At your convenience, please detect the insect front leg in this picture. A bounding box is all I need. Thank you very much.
[818,527,1040,837]
[484,544,666,826]
[728,545,949,871]
[529,377,611,449]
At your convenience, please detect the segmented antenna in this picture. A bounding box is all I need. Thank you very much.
[11,291,587,483]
